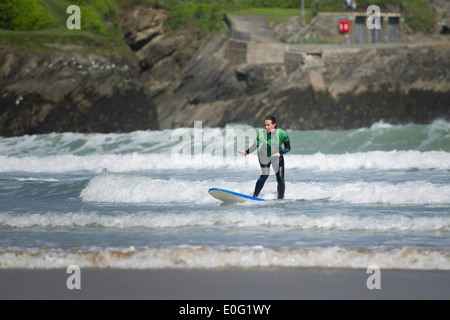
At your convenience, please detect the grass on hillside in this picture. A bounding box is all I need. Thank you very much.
[227,7,312,25]
[0,0,130,54]
[0,0,437,53]
[0,27,131,54]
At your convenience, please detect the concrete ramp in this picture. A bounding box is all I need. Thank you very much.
[229,15,279,43]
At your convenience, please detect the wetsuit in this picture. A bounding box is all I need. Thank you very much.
[245,128,291,199]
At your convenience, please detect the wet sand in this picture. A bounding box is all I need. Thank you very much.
[0,268,448,300]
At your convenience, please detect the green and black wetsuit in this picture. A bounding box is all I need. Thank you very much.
[245,128,291,199]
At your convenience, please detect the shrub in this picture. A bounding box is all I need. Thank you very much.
[0,0,56,31]
[165,3,224,32]
[402,0,435,32]
[79,5,107,35]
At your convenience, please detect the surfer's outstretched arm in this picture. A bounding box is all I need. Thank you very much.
[238,143,257,156]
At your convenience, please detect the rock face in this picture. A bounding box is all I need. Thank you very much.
[429,0,450,34]
[119,3,204,80]
[0,48,158,137]
[156,37,450,130]
[0,3,449,137]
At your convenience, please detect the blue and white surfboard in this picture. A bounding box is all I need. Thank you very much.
[208,188,264,204]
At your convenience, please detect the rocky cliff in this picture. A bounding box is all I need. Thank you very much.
[156,37,450,130]
[0,3,203,137]
[0,3,449,137]
[0,47,159,137]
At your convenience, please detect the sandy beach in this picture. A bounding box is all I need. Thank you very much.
[1,268,448,300]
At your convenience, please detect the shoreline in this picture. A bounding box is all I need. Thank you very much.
[1,268,448,300]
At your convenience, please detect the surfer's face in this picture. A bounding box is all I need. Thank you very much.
[264,120,276,133]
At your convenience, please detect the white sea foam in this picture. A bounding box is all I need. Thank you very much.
[80,174,218,204]
[288,180,450,205]
[13,177,59,182]
[290,150,450,171]
[1,209,448,231]
[1,150,449,173]
[77,174,450,205]
[0,246,448,270]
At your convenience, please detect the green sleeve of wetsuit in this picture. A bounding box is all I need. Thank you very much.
[279,129,291,154]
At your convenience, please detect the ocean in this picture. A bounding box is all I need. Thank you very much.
[0,120,449,271]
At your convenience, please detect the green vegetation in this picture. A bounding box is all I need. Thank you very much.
[164,3,224,31]
[0,0,129,53]
[401,0,435,32]
[225,0,435,32]
[0,0,439,53]
[0,0,56,31]
[229,7,311,25]
[70,0,120,35]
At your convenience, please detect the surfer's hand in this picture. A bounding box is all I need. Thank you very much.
[238,150,247,156]
[273,152,281,157]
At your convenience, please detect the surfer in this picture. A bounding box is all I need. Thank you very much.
[238,116,291,199]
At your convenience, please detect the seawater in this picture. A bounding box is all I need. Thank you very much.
[0,120,449,270]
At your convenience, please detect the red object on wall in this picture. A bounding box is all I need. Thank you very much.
[339,20,350,33]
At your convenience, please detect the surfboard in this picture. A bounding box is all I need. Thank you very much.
[208,188,264,204]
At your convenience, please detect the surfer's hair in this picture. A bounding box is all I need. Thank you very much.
[265,115,277,128]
